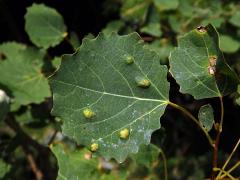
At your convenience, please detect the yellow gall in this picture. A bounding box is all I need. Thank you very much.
[83,108,95,119]
[90,143,99,152]
[119,128,130,139]
[125,55,134,64]
[135,76,151,88]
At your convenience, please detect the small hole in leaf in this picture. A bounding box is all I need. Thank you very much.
[209,56,217,67]
[208,66,216,75]
[196,26,207,33]
[0,53,6,61]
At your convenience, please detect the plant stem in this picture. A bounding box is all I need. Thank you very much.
[216,137,240,179]
[213,168,236,180]
[211,96,224,179]
[219,96,224,132]
[159,149,168,180]
[168,101,214,147]
[25,151,43,180]
[219,161,240,179]
[211,130,221,179]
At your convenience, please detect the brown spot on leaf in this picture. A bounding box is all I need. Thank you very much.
[208,55,217,75]
[196,26,207,33]
[209,56,217,66]
[0,53,6,61]
[208,66,216,75]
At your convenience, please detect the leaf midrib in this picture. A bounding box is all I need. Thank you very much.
[53,79,167,103]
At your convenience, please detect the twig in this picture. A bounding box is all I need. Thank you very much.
[4,116,45,180]
[211,96,224,179]
[216,137,240,179]
[25,152,43,180]
[213,168,236,180]
[159,149,168,180]
[219,161,240,179]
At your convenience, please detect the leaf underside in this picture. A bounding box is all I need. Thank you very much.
[50,32,169,162]
[169,24,239,99]
[198,104,214,132]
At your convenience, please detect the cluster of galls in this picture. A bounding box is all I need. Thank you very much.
[81,54,151,152]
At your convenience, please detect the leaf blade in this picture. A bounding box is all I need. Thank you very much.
[198,104,214,132]
[50,32,169,162]
[0,42,51,107]
[169,24,239,99]
[25,3,67,49]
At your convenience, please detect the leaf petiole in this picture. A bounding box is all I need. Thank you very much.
[168,101,214,147]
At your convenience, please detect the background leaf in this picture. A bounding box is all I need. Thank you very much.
[169,24,239,99]
[153,0,179,11]
[121,0,150,22]
[219,35,240,53]
[140,23,162,37]
[0,42,51,107]
[229,11,240,28]
[25,3,67,49]
[198,104,214,132]
[50,32,169,162]
[51,144,98,180]
[0,159,11,179]
[131,144,160,168]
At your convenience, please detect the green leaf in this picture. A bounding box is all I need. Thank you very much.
[102,20,125,35]
[52,56,62,69]
[131,144,160,168]
[153,0,179,11]
[140,23,162,37]
[169,24,239,99]
[219,35,240,53]
[202,17,225,29]
[51,144,98,180]
[121,0,151,22]
[0,159,10,178]
[25,3,67,49]
[0,42,51,106]
[198,104,214,132]
[69,32,80,50]
[50,32,169,162]
[229,12,240,28]
[146,39,174,64]
[0,90,10,121]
